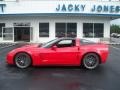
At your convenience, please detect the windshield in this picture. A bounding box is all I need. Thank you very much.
[41,39,58,48]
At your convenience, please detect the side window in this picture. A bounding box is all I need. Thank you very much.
[80,39,95,45]
[56,40,75,48]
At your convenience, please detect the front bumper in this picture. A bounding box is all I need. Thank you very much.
[6,53,15,65]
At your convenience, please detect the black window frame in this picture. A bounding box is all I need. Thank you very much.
[83,23,104,38]
[55,23,77,38]
[39,23,49,37]
[94,23,104,38]
[83,23,93,38]
[56,23,66,37]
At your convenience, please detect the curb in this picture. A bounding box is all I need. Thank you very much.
[108,43,120,45]
[99,41,120,45]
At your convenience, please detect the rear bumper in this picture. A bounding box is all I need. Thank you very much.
[100,51,109,64]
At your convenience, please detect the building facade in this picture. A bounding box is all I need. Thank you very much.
[0,0,120,43]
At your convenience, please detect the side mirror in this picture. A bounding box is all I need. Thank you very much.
[51,45,57,50]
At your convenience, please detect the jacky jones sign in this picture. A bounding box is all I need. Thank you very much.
[56,4,120,13]
[0,1,120,15]
[0,4,6,13]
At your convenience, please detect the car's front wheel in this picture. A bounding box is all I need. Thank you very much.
[82,53,99,69]
[14,53,31,69]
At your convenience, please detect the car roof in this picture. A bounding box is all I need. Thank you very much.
[57,37,78,40]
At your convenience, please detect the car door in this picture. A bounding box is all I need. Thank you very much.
[41,39,79,65]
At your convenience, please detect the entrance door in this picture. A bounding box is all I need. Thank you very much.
[14,27,30,42]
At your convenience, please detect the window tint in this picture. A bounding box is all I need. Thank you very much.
[83,23,93,37]
[80,39,95,45]
[39,23,49,37]
[94,23,104,37]
[56,23,77,38]
[83,23,104,38]
[67,23,77,37]
[56,39,75,48]
[58,40,72,45]
[56,23,66,37]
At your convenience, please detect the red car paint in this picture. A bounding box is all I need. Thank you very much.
[6,38,109,66]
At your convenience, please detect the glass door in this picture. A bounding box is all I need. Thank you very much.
[2,27,14,41]
[13,22,31,42]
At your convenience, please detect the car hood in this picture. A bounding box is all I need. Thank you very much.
[21,43,42,48]
[8,43,44,54]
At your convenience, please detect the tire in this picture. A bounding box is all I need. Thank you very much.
[82,53,99,70]
[14,53,31,69]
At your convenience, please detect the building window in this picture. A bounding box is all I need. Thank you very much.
[83,23,93,37]
[94,23,104,37]
[56,23,66,37]
[83,23,104,38]
[0,23,5,37]
[56,23,77,38]
[67,23,77,37]
[39,23,49,37]
[3,27,13,40]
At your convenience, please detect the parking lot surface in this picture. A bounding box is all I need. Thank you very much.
[0,43,16,49]
[0,44,120,90]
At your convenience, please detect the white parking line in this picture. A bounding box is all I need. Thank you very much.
[0,44,16,49]
[110,45,120,51]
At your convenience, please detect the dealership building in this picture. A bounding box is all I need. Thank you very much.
[0,0,120,43]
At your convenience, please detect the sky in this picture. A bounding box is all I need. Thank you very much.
[110,18,120,25]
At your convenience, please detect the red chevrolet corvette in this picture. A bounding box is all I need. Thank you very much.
[6,38,109,69]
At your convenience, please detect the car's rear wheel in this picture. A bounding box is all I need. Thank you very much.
[14,53,31,69]
[82,53,99,69]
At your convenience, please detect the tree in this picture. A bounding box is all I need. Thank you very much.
[110,24,120,34]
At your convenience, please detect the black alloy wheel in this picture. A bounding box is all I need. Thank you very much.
[15,53,31,69]
[83,53,99,69]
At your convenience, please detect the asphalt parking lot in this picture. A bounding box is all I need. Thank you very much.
[111,37,120,43]
[0,44,120,90]
[0,43,16,49]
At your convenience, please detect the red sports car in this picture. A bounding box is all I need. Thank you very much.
[6,38,109,69]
